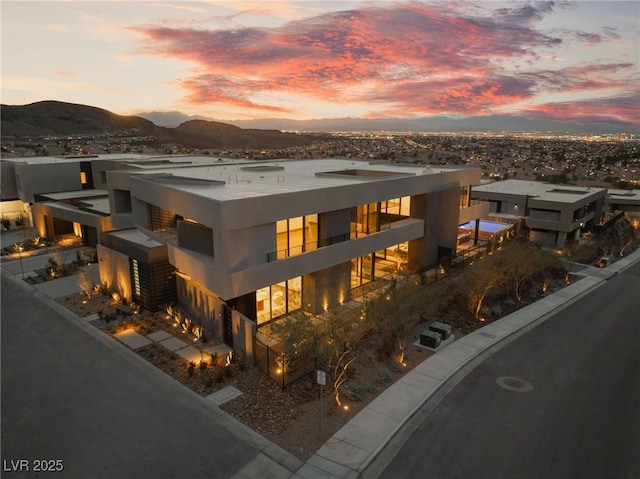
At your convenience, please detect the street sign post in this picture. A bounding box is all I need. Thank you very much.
[317,370,326,439]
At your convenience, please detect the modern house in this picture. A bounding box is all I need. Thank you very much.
[1,154,145,241]
[605,189,640,219]
[1,153,217,244]
[470,179,607,248]
[98,158,488,361]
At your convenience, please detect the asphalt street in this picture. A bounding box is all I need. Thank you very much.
[378,260,640,479]
[0,274,292,479]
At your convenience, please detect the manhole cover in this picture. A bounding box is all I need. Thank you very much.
[496,376,534,393]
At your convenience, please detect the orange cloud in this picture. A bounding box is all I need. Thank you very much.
[129,2,639,125]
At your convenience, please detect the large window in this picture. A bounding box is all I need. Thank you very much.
[460,186,470,209]
[256,277,302,325]
[351,203,379,237]
[380,196,411,216]
[276,215,318,259]
[351,254,373,288]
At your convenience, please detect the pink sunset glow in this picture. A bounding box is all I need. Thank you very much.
[2,1,638,126]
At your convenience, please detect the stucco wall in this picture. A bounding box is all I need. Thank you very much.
[15,163,82,203]
[302,261,351,314]
[1,162,18,200]
[176,275,255,364]
[232,310,256,364]
[176,275,225,342]
[97,244,133,302]
[409,186,460,269]
[0,200,27,219]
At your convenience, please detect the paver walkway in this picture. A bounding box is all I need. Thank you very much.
[113,325,234,366]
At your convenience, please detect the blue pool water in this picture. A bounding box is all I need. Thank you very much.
[459,220,512,233]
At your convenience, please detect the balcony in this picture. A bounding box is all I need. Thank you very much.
[267,218,424,263]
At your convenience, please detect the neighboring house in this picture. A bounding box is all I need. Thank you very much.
[605,189,640,221]
[0,153,191,243]
[98,158,488,361]
[470,179,607,248]
[31,190,112,247]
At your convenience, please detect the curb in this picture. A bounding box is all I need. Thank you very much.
[293,247,640,479]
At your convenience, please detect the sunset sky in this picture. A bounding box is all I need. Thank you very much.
[2,1,639,126]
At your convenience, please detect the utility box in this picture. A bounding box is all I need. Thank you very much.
[420,329,442,348]
[429,321,452,340]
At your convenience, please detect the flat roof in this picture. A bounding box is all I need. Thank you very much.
[40,198,110,216]
[76,198,110,215]
[1,153,244,167]
[38,189,108,201]
[473,179,606,203]
[130,158,466,201]
[107,229,164,247]
[607,189,640,199]
[2,153,154,165]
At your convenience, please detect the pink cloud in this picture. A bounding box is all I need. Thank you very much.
[521,93,640,125]
[526,63,636,93]
[129,2,638,124]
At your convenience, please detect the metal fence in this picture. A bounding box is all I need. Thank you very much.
[255,337,316,390]
[454,243,491,264]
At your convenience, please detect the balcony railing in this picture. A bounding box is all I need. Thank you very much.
[266,220,396,262]
[267,233,350,262]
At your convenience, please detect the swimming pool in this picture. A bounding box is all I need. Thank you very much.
[459,220,512,234]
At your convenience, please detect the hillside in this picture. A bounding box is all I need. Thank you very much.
[1,101,315,149]
[1,101,155,136]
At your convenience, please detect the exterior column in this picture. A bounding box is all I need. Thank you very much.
[408,187,460,270]
[302,262,351,315]
[556,231,568,249]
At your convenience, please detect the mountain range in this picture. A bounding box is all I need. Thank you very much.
[139,111,639,136]
[1,101,637,145]
[0,101,316,149]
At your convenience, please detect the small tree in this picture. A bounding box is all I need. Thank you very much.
[48,248,65,277]
[267,314,316,373]
[316,309,370,408]
[76,268,94,300]
[392,302,419,365]
[500,238,561,303]
[458,254,508,320]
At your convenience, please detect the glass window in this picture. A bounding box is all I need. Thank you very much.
[460,186,470,208]
[271,281,287,318]
[275,215,319,258]
[256,286,271,325]
[131,259,141,297]
[255,277,303,326]
[287,276,301,312]
[276,219,288,258]
[305,214,318,251]
[400,196,411,216]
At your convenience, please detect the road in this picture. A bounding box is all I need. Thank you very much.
[377,261,640,479]
[0,272,289,479]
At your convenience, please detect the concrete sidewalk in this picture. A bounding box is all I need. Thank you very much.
[289,247,640,479]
